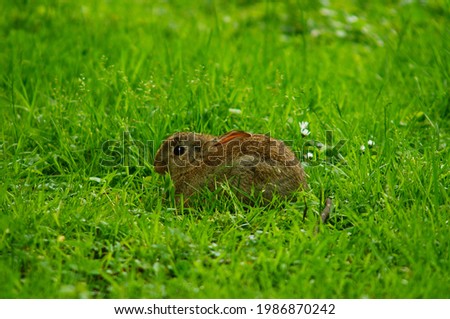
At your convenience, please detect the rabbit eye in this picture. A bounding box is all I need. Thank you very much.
[173,145,186,156]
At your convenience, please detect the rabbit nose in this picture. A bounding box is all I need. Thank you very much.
[154,161,168,174]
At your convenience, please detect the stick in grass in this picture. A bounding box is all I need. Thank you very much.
[302,197,308,222]
[313,197,332,235]
[320,198,332,224]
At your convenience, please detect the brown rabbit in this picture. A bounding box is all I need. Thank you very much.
[154,131,308,203]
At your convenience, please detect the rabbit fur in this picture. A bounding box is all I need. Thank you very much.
[154,131,308,203]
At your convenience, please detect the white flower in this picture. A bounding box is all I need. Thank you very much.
[228,108,242,115]
[336,29,347,38]
[222,15,231,23]
[299,121,309,130]
[368,140,375,148]
[346,15,358,24]
[310,29,321,38]
[320,8,335,17]
[301,128,310,137]
[299,121,310,137]
[360,145,366,152]
[305,152,314,160]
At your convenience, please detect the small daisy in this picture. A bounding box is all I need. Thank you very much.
[301,128,310,137]
[299,121,309,130]
[299,121,310,137]
[360,145,366,152]
[305,152,314,160]
[367,139,375,148]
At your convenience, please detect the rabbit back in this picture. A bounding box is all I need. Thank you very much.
[204,131,308,200]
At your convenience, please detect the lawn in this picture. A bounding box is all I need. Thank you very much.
[0,0,449,298]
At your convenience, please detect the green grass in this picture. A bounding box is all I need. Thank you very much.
[1,0,449,298]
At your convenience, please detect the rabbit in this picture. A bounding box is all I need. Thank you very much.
[153,130,308,203]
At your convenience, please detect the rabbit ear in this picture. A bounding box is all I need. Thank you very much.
[215,131,251,145]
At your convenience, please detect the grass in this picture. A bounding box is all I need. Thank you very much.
[0,0,449,298]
